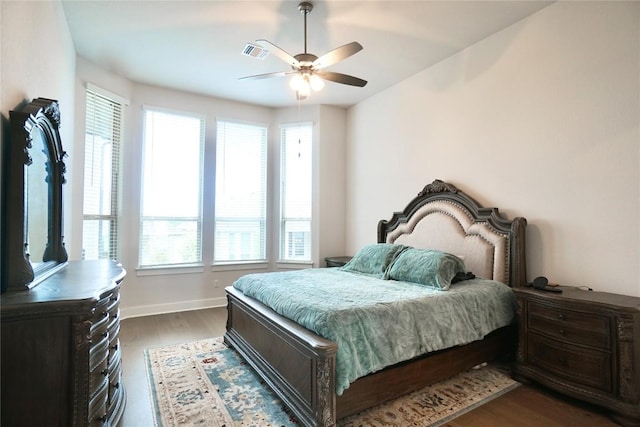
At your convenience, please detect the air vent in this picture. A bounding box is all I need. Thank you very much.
[242,43,269,59]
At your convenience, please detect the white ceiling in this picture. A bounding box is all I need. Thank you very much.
[62,0,553,108]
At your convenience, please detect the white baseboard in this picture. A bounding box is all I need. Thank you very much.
[120,297,227,320]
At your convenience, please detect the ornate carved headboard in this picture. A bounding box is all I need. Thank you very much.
[378,180,527,287]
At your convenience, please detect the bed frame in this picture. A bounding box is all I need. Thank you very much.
[224,179,527,426]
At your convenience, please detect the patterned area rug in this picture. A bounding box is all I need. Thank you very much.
[145,337,520,427]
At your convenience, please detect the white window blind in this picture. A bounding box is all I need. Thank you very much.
[214,120,267,263]
[139,108,205,268]
[82,88,124,260]
[280,123,312,261]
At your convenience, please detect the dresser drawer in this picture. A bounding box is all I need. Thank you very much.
[528,301,610,349]
[88,355,109,399]
[106,291,120,313]
[109,352,122,386]
[93,295,111,318]
[108,310,120,343]
[109,356,123,401]
[107,371,125,422]
[88,379,109,426]
[108,377,123,409]
[91,310,110,342]
[528,332,612,393]
[109,327,121,366]
[90,334,109,371]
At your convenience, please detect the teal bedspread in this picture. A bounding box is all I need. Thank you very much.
[232,268,517,395]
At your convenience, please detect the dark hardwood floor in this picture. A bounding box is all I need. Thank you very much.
[118,307,620,427]
[119,307,227,426]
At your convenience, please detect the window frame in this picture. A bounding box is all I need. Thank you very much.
[278,122,313,264]
[213,119,269,267]
[138,105,206,270]
[82,84,128,261]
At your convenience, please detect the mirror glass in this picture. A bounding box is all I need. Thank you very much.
[26,127,49,268]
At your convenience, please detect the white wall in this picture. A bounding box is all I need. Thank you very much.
[1,0,77,258]
[317,105,347,262]
[1,1,76,119]
[346,1,640,297]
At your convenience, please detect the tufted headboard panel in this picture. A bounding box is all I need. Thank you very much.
[378,180,527,287]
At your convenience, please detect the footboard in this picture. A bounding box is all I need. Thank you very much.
[224,286,338,427]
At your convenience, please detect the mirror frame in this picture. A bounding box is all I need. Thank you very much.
[2,98,68,292]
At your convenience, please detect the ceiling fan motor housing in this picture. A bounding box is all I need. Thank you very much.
[294,53,318,66]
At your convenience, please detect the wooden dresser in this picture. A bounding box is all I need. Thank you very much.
[1,260,126,426]
[513,286,640,426]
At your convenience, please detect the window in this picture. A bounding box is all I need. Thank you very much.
[214,120,267,264]
[280,123,312,262]
[82,86,126,260]
[139,108,205,268]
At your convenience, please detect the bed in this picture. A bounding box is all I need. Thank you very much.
[224,179,527,427]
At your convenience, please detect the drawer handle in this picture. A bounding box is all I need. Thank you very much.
[558,329,566,335]
[96,414,107,423]
[558,356,567,365]
[558,314,566,321]
[101,368,109,376]
[112,382,120,389]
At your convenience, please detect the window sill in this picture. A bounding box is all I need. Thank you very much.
[136,264,205,277]
[211,262,269,272]
[276,261,313,270]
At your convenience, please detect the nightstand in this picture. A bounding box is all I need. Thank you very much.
[513,286,640,426]
[324,256,352,267]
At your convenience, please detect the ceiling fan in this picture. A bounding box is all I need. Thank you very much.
[240,1,367,99]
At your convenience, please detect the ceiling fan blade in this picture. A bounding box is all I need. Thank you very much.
[256,39,300,68]
[312,41,363,69]
[239,70,295,80]
[317,71,367,87]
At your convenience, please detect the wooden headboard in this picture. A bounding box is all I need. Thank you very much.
[378,179,527,287]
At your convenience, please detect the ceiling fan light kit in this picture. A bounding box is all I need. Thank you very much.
[289,72,325,95]
[239,1,367,100]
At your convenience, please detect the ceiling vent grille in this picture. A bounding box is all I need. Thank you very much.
[242,43,269,59]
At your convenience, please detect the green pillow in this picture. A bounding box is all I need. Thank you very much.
[340,243,408,278]
[387,248,466,290]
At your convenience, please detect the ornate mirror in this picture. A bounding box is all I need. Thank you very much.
[2,98,68,292]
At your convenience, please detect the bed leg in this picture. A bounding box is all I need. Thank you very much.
[316,357,336,427]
